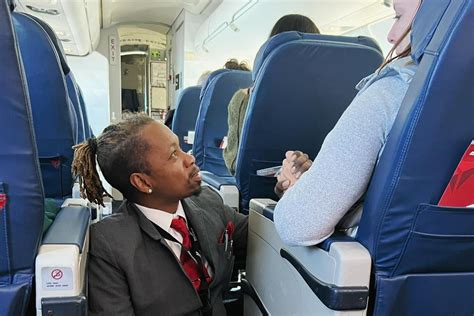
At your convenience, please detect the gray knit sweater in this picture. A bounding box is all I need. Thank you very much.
[274,57,418,246]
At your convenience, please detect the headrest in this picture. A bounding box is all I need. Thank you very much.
[253,31,382,80]
[25,14,70,75]
[411,0,451,63]
[199,69,229,99]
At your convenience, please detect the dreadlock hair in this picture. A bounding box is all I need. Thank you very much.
[72,114,155,206]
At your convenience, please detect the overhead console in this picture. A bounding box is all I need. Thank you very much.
[14,0,100,56]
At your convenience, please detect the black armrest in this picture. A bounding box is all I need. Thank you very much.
[42,206,90,252]
[42,296,87,316]
[241,278,269,316]
[280,248,368,311]
[317,232,356,251]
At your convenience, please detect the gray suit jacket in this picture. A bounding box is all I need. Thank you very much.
[88,187,248,316]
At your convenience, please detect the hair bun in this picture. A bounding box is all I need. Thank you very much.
[88,137,98,154]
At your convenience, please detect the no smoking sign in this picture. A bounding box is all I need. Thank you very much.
[42,267,72,291]
[51,269,63,280]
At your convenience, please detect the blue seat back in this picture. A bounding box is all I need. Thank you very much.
[236,32,384,211]
[13,12,77,198]
[172,86,202,152]
[0,1,44,314]
[356,1,474,314]
[66,73,86,142]
[193,70,253,176]
[27,14,88,143]
[77,86,94,138]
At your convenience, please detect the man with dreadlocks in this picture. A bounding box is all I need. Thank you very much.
[72,114,247,316]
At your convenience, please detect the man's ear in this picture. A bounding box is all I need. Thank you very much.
[130,172,154,194]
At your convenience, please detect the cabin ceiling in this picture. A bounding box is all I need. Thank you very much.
[102,0,214,28]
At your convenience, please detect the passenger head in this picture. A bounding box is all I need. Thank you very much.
[224,58,251,71]
[72,114,201,207]
[383,0,422,65]
[197,70,212,86]
[270,14,320,38]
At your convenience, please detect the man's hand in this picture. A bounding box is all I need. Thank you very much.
[274,150,312,198]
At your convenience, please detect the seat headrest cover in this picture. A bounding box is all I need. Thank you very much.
[25,13,70,75]
[411,0,451,63]
[200,69,229,99]
[253,31,382,80]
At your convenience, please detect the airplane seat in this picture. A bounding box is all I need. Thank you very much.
[26,14,88,143]
[172,85,202,153]
[0,2,45,314]
[193,69,253,177]
[356,0,474,314]
[244,1,474,315]
[12,12,78,199]
[198,69,229,100]
[77,86,94,139]
[235,31,384,212]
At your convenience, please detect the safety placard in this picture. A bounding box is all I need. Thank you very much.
[42,267,73,291]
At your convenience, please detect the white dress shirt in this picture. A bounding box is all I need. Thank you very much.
[135,201,213,276]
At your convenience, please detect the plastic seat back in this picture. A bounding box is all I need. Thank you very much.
[172,86,202,152]
[236,32,384,211]
[0,2,44,314]
[356,1,474,314]
[13,12,77,198]
[193,70,253,176]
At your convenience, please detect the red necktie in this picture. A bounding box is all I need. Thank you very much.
[170,216,212,291]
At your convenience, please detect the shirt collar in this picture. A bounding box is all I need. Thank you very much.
[135,201,187,233]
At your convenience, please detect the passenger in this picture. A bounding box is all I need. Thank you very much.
[223,14,320,176]
[273,0,421,245]
[223,58,251,71]
[197,70,212,86]
[72,115,247,315]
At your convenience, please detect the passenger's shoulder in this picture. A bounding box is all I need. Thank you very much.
[90,210,136,239]
[186,186,224,209]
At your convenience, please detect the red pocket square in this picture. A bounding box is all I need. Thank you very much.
[219,221,235,243]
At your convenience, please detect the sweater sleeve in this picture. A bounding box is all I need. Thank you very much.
[273,75,410,246]
[223,89,250,175]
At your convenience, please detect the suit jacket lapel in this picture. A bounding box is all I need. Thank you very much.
[126,201,164,242]
[181,198,218,272]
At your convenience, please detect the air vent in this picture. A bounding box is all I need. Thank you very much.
[26,5,59,15]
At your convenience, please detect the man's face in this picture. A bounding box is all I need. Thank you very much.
[139,122,202,201]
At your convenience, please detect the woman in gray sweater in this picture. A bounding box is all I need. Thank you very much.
[274,0,421,245]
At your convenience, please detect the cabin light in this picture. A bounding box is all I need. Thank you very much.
[26,5,59,15]
[229,23,239,32]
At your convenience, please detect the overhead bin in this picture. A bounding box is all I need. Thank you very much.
[15,0,100,56]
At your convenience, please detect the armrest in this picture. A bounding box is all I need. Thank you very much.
[249,199,356,251]
[246,202,371,315]
[35,206,90,315]
[249,198,277,221]
[42,206,90,252]
[280,248,368,310]
[201,171,236,189]
[201,171,239,210]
